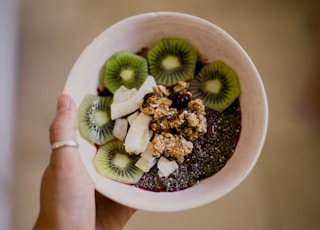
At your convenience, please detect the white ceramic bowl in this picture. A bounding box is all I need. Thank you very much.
[63,12,268,212]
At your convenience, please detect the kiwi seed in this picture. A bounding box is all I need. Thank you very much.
[147,38,197,86]
[78,94,114,145]
[104,50,148,93]
[94,139,144,184]
[189,60,241,112]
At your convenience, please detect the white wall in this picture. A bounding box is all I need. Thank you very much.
[0,0,18,229]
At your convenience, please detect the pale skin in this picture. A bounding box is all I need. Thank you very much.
[33,94,135,230]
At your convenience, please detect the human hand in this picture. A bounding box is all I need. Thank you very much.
[33,94,135,230]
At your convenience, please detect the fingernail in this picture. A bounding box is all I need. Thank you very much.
[57,94,70,112]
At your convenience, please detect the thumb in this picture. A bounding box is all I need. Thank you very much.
[49,94,79,167]
[50,94,78,144]
[35,95,95,229]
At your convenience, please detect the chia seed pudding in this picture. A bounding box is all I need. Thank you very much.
[135,99,241,192]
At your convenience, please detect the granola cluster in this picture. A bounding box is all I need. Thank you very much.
[152,133,193,163]
[139,81,207,163]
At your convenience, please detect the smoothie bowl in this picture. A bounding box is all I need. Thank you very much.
[63,12,268,212]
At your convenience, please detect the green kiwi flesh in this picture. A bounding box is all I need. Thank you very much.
[189,60,240,112]
[104,50,148,93]
[147,38,197,86]
[78,94,114,145]
[94,140,144,184]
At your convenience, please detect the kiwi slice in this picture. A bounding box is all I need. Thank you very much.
[147,38,197,86]
[78,94,114,145]
[189,60,240,112]
[94,140,144,184]
[104,50,148,93]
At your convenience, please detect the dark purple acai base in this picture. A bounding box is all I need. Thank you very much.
[135,99,241,192]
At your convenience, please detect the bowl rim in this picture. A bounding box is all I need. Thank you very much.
[63,11,268,212]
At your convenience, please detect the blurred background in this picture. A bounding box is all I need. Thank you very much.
[1,0,319,229]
